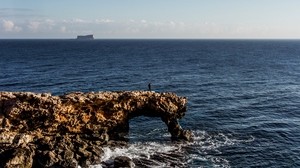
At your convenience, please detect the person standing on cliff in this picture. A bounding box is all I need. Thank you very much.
[148,83,152,91]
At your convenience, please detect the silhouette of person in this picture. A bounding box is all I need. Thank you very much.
[148,83,151,91]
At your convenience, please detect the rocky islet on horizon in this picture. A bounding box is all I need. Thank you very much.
[0,91,193,167]
[76,35,94,40]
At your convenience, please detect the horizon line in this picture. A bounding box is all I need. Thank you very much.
[2,37,300,40]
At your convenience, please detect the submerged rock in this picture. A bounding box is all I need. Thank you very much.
[0,91,192,167]
[114,156,134,168]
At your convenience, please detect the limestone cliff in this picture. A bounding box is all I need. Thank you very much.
[0,91,192,167]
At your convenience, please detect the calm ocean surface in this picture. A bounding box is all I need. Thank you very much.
[0,39,299,167]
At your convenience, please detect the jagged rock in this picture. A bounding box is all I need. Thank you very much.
[5,147,34,168]
[114,156,135,168]
[0,91,192,167]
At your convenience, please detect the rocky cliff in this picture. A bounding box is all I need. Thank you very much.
[0,91,192,167]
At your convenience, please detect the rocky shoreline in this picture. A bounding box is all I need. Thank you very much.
[0,91,192,167]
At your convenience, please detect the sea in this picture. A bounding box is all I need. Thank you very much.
[0,39,299,167]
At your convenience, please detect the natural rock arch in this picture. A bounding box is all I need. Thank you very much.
[0,91,192,167]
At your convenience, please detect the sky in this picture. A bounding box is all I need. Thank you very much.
[1,0,300,39]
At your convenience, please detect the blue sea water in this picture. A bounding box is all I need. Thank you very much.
[0,39,299,167]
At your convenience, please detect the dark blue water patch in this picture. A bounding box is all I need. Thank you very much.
[1,39,300,167]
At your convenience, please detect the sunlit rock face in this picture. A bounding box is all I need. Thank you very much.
[0,91,192,167]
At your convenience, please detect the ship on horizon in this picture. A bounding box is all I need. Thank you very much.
[76,34,94,40]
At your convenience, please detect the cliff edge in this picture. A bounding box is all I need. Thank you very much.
[0,91,192,167]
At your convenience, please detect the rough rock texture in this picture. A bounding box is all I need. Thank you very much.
[0,91,192,167]
[114,156,135,168]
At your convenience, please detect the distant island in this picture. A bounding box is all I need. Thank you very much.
[76,34,94,40]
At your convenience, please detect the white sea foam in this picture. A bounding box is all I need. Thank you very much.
[99,142,178,167]
[92,130,254,167]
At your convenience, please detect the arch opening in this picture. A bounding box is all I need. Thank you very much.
[128,116,169,142]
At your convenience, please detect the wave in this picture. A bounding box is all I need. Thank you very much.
[93,130,255,168]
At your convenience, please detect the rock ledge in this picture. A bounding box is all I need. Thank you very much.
[0,91,192,167]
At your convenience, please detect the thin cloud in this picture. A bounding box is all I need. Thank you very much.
[3,17,298,39]
[27,21,41,31]
[1,19,22,32]
[0,8,34,12]
[0,8,45,18]
[95,19,114,23]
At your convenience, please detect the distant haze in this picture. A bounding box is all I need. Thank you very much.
[1,0,300,39]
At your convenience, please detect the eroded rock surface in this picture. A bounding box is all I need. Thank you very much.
[0,91,192,167]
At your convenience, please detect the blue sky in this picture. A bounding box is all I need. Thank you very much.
[1,0,300,39]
